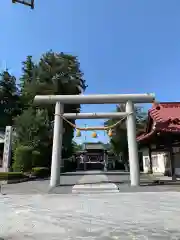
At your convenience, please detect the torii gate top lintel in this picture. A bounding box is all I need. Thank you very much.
[34,93,155,105]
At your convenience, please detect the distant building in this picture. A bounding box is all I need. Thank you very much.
[74,142,117,171]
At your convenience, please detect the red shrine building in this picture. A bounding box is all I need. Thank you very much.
[137,102,180,177]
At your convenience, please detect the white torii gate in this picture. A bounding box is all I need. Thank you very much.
[34,93,155,188]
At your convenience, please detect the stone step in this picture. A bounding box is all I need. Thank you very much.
[72,183,119,193]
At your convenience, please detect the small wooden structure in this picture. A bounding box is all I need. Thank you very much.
[12,0,34,9]
[75,143,107,170]
[137,102,180,178]
[74,143,118,171]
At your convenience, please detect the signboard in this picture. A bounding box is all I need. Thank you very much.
[2,126,13,172]
[83,143,104,150]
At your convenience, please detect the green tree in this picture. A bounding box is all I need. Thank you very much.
[104,104,147,167]
[13,107,51,167]
[37,51,87,157]
[14,51,87,168]
[72,141,83,153]
[0,70,20,129]
[19,55,38,108]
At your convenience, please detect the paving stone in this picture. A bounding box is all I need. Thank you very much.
[77,171,109,184]
[1,172,180,239]
[1,193,180,239]
[72,173,119,193]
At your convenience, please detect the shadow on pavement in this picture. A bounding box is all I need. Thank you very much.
[59,180,126,186]
[61,171,130,176]
[141,180,180,187]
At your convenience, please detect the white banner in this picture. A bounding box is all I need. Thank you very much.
[2,126,12,172]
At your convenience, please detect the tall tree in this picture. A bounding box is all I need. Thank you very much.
[20,55,39,108]
[13,107,51,167]
[36,51,87,157]
[0,70,20,129]
[14,51,87,164]
[104,104,147,166]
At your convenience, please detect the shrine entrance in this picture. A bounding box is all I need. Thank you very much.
[34,93,155,188]
[76,143,107,171]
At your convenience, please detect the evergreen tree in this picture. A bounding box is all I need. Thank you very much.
[0,70,20,129]
[36,51,87,157]
[14,51,87,167]
[20,56,39,107]
[13,107,51,167]
[104,104,147,166]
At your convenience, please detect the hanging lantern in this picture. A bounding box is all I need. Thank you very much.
[76,130,81,137]
[91,132,97,138]
[108,129,113,137]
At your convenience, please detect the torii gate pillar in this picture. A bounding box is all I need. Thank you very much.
[50,102,64,188]
[126,101,140,186]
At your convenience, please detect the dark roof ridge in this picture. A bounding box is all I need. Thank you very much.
[152,102,180,107]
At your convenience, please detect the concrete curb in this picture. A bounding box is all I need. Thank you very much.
[0,178,30,184]
[0,176,50,185]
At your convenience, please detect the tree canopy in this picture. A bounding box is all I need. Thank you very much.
[0,51,87,170]
[0,71,21,129]
[104,104,148,163]
[0,50,148,172]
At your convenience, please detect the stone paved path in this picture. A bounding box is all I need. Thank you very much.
[1,171,180,194]
[0,171,129,195]
[1,192,180,239]
[1,172,180,239]
[72,172,119,193]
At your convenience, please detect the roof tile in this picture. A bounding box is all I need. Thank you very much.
[137,102,180,142]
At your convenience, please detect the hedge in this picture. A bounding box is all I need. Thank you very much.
[0,172,27,180]
[32,151,41,167]
[62,158,77,172]
[31,167,50,178]
[13,145,33,172]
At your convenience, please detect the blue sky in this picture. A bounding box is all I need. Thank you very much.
[1,0,180,144]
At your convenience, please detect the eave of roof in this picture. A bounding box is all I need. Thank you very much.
[137,102,180,142]
[136,129,156,142]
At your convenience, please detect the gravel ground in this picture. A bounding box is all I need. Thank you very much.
[1,171,180,239]
[1,171,179,195]
[1,192,180,239]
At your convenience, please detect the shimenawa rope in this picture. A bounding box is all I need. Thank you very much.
[55,112,133,131]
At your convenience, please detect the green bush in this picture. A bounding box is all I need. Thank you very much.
[13,145,33,172]
[31,167,50,178]
[32,151,41,167]
[0,172,27,180]
[63,158,77,172]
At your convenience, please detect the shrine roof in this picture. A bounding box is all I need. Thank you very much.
[137,102,180,142]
